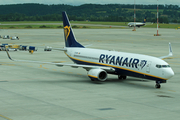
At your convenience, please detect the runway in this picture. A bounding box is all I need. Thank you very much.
[0,28,180,120]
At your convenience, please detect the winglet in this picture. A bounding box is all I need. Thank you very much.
[159,42,173,59]
[142,17,147,23]
[5,48,14,61]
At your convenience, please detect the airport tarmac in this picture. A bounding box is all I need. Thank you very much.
[0,28,180,120]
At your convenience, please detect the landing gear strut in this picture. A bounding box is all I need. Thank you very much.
[118,75,127,80]
[155,81,161,89]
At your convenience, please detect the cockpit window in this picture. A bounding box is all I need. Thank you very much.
[156,64,170,68]
[156,65,161,68]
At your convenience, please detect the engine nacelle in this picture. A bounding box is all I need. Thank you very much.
[87,69,108,81]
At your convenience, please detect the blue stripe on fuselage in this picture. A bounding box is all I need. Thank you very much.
[65,52,166,81]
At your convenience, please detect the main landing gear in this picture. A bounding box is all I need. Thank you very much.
[118,75,127,80]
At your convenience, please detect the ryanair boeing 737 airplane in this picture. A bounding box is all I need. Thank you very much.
[6,12,174,88]
[128,17,146,27]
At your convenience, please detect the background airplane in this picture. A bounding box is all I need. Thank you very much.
[128,17,146,27]
[6,12,174,88]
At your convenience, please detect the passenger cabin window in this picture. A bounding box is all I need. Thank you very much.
[156,64,170,68]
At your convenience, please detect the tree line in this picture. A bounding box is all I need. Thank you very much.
[0,3,179,23]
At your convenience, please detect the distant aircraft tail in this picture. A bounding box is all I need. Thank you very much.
[142,17,147,23]
[62,11,84,48]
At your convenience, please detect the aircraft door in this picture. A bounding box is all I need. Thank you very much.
[162,69,164,76]
[146,61,152,73]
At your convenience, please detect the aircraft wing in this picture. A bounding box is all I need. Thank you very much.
[159,43,173,59]
[5,49,115,72]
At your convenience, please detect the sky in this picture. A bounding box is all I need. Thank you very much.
[0,0,179,6]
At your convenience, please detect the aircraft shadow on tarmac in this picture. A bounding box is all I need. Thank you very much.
[40,70,155,89]
[15,64,156,89]
[3,63,156,89]
[105,78,154,89]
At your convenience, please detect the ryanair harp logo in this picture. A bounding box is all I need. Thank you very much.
[64,26,70,40]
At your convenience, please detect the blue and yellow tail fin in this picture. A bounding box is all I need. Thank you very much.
[62,11,84,48]
[142,17,147,23]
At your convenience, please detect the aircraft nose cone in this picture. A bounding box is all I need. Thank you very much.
[167,68,174,79]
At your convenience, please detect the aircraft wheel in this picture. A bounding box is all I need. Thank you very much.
[118,75,123,79]
[123,76,127,79]
[155,83,161,89]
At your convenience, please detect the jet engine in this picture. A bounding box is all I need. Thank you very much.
[87,69,108,81]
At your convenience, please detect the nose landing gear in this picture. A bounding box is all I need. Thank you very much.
[155,80,166,89]
[155,83,161,88]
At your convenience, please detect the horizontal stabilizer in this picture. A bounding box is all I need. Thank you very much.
[52,47,67,51]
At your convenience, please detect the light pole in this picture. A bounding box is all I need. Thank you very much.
[155,0,161,36]
[157,0,159,35]
[133,0,136,31]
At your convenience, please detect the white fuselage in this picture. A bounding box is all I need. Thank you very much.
[65,47,174,81]
[128,22,145,27]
